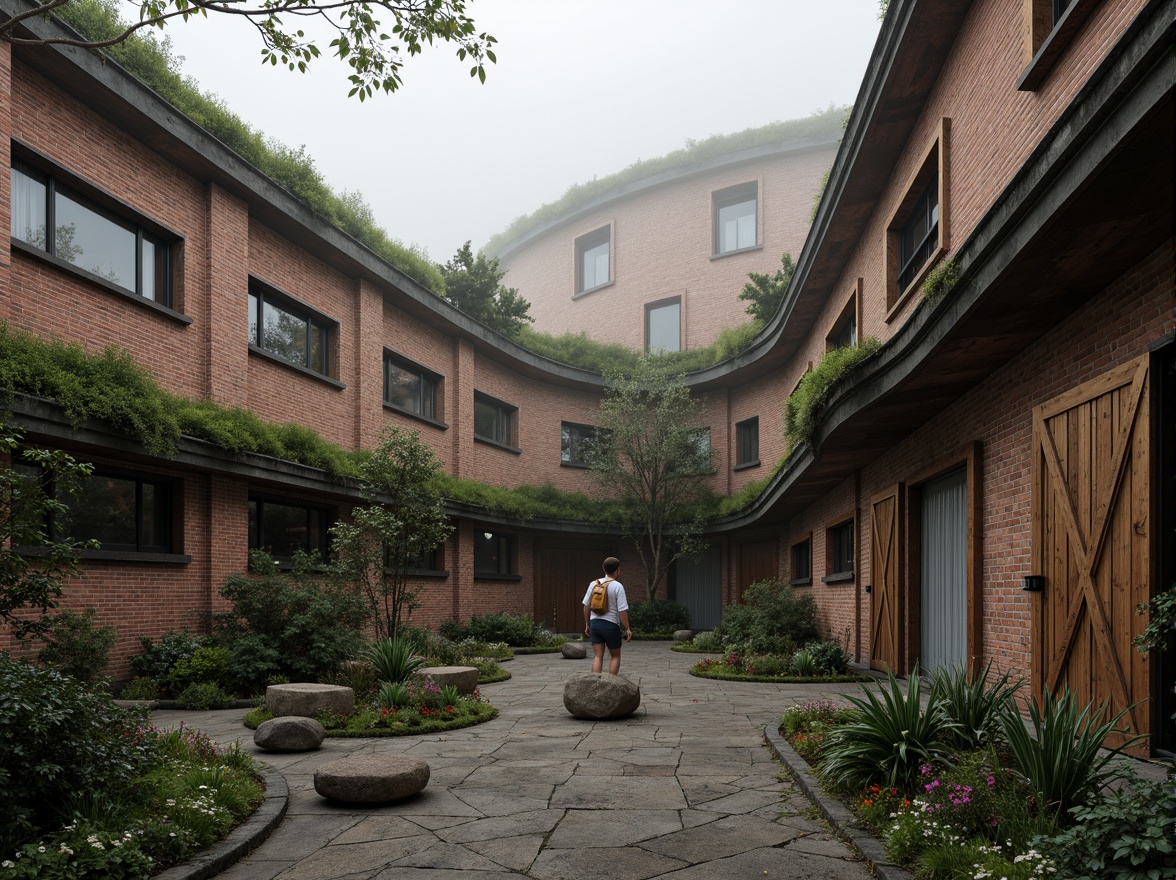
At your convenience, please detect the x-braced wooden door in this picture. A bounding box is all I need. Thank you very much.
[1032,356,1150,753]
[871,484,903,672]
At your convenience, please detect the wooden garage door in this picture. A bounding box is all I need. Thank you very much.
[1032,356,1150,752]
[870,485,903,672]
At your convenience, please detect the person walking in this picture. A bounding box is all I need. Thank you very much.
[582,556,632,675]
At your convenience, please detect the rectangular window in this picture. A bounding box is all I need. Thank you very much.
[561,422,598,467]
[474,392,517,448]
[11,160,173,306]
[248,281,334,376]
[885,119,949,316]
[791,537,812,584]
[713,182,757,255]
[735,417,759,468]
[384,351,440,422]
[676,427,712,474]
[646,297,681,353]
[474,530,515,576]
[404,543,444,573]
[826,287,859,352]
[248,497,330,562]
[828,520,855,576]
[897,173,939,294]
[575,226,611,294]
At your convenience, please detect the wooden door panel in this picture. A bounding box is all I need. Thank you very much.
[736,540,776,598]
[1032,357,1150,753]
[870,485,903,673]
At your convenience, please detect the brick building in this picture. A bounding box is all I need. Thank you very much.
[0,0,1172,754]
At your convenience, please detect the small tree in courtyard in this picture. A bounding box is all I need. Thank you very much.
[0,420,97,641]
[331,426,452,638]
[588,357,713,601]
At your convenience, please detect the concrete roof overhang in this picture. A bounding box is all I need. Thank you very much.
[707,0,1175,533]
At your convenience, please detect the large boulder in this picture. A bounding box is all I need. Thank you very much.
[673,629,694,642]
[563,672,641,719]
[314,755,430,804]
[413,666,479,694]
[561,642,587,659]
[266,683,354,718]
[254,716,325,752]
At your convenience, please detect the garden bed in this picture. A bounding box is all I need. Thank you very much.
[245,701,498,737]
[691,665,873,684]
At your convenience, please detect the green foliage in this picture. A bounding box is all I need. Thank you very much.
[689,630,724,652]
[627,600,690,634]
[321,660,378,697]
[36,606,117,684]
[922,258,960,305]
[331,426,452,638]
[739,252,796,324]
[714,578,819,655]
[484,106,848,257]
[368,635,428,684]
[0,419,97,640]
[438,684,463,706]
[3,821,156,879]
[49,0,448,290]
[1035,774,1176,879]
[1136,585,1176,654]
[118,676,160,701]
[175,681,234,710]
[819,668,957,792]
[376,681,411,709]
[213,550,368,691]
[789,649,817,676]
[999,688,1141,826]
[0,655,153,854]
[167,645,234,694]
[784,336,881,454]
[929,662,1023,751]
[130,629,207,680]
[440,242,533,338]
[441,612,544,647]
[810,169,831,221]
[805,641,850,675]
[590,357,712,600]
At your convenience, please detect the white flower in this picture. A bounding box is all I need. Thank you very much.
[36,847,45,854]
[2,860,15,868]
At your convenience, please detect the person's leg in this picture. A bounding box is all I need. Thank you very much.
[592,642,605,673]
[608,645,622,676]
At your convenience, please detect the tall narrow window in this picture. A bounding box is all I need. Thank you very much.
[897,173,939,294]
[713,182,757,255]
[735,417,759,468]
[885,119,949,315]
[11,160,173,306]
[828,520,855,577]
[384,351,441,423]
[646,297,681,353]
[474,392,517,448]
[826,286,859,352]
[791,536,812,584]
[248,282,334,377]
[575,226,611,294]
[475,530,515,576]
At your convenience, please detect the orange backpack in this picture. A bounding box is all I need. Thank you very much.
[589,579,609,613]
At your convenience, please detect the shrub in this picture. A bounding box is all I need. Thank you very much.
[790,649,817,676]
[627,600,690,634]
[168,645,234,694]
[929,662,1022,751]
[322,660,378,697]
[0,655,153,854]
[819,668,956,792]
[714,578,817,654]
[443,612,544,647]
[36,606,117,685]
[690,630,724,652]
[784,337,880,454]
[745,654,790,676]
[806,640,851,675]
[118,676,160,701]
[999,688,1141,826]
[213,550,368,691]
[130,629,208,682]
[376,682,410,709]
[368,635,427,684]
[175,682,234,710]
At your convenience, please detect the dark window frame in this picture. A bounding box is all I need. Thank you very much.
[560,421,598,468]
[735,417,760,470]
[384,349,445,427]
[826,285,860,352]
[712,181,759,256]
[790,535,812,586]
[897,173,939,294]
[645,296,682,353]
[248,495,333,566]
[248,278,339,382]
[10,154,184,319]
[474,529,518,579]
[824,519,855,581]
[575,225,612,295]
[473,391,519,451]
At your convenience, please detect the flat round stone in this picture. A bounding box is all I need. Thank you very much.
[254,716,325,752]
[414,666,479,694]
[314,755,430,803]
[266,683,354,718]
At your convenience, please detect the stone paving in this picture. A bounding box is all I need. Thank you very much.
[151,641,884,880]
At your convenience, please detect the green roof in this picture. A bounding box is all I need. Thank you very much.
[483,105,848,258]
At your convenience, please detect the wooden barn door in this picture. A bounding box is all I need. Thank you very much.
[736,540,777,599]
[1032,357,1150,753]
[534,544,607,633]
[870,485,903,672]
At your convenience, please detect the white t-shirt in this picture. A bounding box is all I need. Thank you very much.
[582,577,629,626]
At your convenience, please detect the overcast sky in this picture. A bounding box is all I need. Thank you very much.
[158,1,883,262]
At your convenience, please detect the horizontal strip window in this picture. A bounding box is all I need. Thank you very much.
[248,280,336,378]
[11,159,174,307]
[385,350,444,425]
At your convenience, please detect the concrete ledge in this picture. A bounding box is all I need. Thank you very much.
[152,763,289,880]
[763,725,913,880]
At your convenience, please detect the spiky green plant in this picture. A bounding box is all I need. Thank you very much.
[818,666,957,792]
[367,636,427,685]
[929,662,1023,750]
[375,682,410,710]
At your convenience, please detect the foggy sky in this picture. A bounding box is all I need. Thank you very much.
[157,1,883,263]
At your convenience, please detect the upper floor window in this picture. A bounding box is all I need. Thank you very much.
[713,182,757,255]
[1019,0,1095,90]
[791,536,812,585]
[827,519,855,578]
[248,496,331,563]
[826,286,859,352]
[248,281,335,377]
[673,427,712,475]
[385,351,442,423]
[576,226,611,294]
[646,297,681,353]
[897,174,939,294]
[475,530,515,577]
[474,391,517,449]
[561,422,598,467]
[11,159,173,306]
[735,417,759,469]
